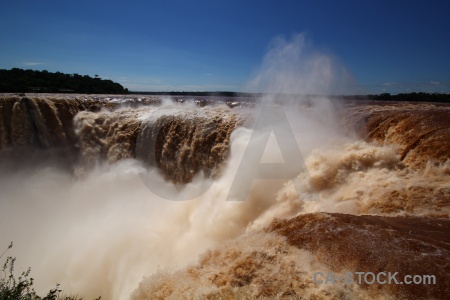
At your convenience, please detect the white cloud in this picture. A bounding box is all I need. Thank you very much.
[381,82,400,86]
[22,62,46,66]
[116,77,238,92]
[375,81,450,94]
[121,82,238,92]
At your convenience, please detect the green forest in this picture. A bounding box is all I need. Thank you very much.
[0,68,128,94]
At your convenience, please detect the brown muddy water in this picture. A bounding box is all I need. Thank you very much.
[0,94,449,299]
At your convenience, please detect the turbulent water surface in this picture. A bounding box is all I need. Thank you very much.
[0,94,449,299]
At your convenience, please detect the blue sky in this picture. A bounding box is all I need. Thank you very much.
[1,0,449,94]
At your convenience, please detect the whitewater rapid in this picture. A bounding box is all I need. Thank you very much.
[0,94,449,299]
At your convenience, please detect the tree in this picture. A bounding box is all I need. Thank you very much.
[0,68,128,94]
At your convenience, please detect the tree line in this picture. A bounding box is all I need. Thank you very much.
[1,68,448,102]
[0,68,128,94]
[365,92,450,102]
[134,91,450,102]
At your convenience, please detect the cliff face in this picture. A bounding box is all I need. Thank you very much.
[132,213,450,299]
[0,95,244,182]
[345,102,450,168]
[0,96,78,149]
[267,212,450,299]
[3,96,449,175]
[75,105,244,183]
[130,100,450,300]
[1,95,449,299]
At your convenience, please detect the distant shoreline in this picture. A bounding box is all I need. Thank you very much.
[3,91,450,103]
[126,91,450,102]
[1,68,449,103]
